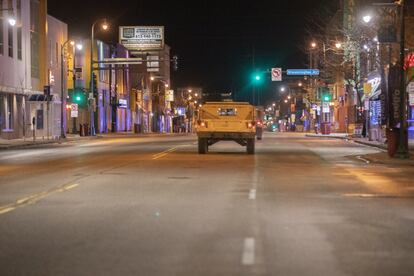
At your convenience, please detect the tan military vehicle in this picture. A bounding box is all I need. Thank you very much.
[196,102,256,154]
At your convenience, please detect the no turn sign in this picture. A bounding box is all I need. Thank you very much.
[271,68,282,81]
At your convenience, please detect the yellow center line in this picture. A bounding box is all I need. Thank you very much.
[151,144,192,160]
[0,183,80,216]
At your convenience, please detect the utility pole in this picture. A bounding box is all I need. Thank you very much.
[252,45,256,105]
[395,0,410,158]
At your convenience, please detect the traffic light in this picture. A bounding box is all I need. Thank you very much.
[252,73,262,83]
[69,89,87,107]
[319,87,332,102]
[322,93,332,102]
[92,73,98,97]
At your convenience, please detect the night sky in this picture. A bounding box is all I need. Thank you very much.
[48,0,336,103]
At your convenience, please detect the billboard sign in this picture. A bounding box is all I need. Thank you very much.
[119,26,164,51]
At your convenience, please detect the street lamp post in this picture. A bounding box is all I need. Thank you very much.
[89,19,109,136]
[60,40,82,139]
[395,0,409,158]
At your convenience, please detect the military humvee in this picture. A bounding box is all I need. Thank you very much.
[196,102,256,154]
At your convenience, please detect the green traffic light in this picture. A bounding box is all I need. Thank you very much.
[255,75,261,81]
[323,96,330,101]
[75,95,81,102]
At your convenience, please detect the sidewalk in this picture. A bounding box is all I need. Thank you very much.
[0,134,99,150]
[0,132,194,150]
[306,133,414,150]
[305,132,414,165]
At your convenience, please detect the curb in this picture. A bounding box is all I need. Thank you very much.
[305,134,350,140]
[0,136,101,150]
[351,139,387,151]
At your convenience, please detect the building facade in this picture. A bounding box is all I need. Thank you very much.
[0,0,49,139]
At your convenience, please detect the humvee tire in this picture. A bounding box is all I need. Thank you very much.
[198,138,208,154]
[247,138,255,154]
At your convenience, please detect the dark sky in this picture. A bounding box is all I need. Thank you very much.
[48,0,335,103]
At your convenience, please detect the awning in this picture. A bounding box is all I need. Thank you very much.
[28,94,54,102]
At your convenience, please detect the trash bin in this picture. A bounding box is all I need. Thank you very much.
[320,122,331,135]
[387,127,398,157]
[79,124,84,136]
[84,124,89,136]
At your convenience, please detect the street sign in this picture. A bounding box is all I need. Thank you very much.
[271,68,282,81]
[409,93,414,106]
[70,103,78,118]
[409,82,414,106]
[322,102,330,113]
[287,69,319,76]
[165,90,174,102]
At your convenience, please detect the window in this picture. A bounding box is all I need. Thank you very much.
[55,42,58,64]
[8,24,13,57]
[17,0,21,60]
[30,0,40,78]
[0,0,3,55]
[6,94,13,129]
[218,108,237,116]
[7,0,13,58]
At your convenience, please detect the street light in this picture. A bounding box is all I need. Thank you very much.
[0,8,16,26]
[8,17,16,26]
[90,18,109,136]
[280,87,286,92]
[311,42,317,48]
[335,42,342,49]
[362,14,373,23]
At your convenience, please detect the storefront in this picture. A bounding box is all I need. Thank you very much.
[365,72,385,142]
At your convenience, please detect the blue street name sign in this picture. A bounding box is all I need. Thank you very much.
[286,69,320,76]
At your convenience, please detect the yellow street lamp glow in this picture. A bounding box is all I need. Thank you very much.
[298,82,303,87]
[284,99,288,103]
[335,42,342,49]
[195,93,198,97]
[272,103,276,107]
[288,95,291,99]
[70,40,75,46]
[102,21,109,30]
[311,42,317,48]
[188,89,192,93]
[165,84,169,88]
[150,76,155,81]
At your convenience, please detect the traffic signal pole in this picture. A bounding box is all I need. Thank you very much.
[395,0,410,158]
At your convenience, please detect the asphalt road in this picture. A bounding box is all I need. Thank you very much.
[1,132,414,276]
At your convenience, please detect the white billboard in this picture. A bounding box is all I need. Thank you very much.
[119,26,164,51]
